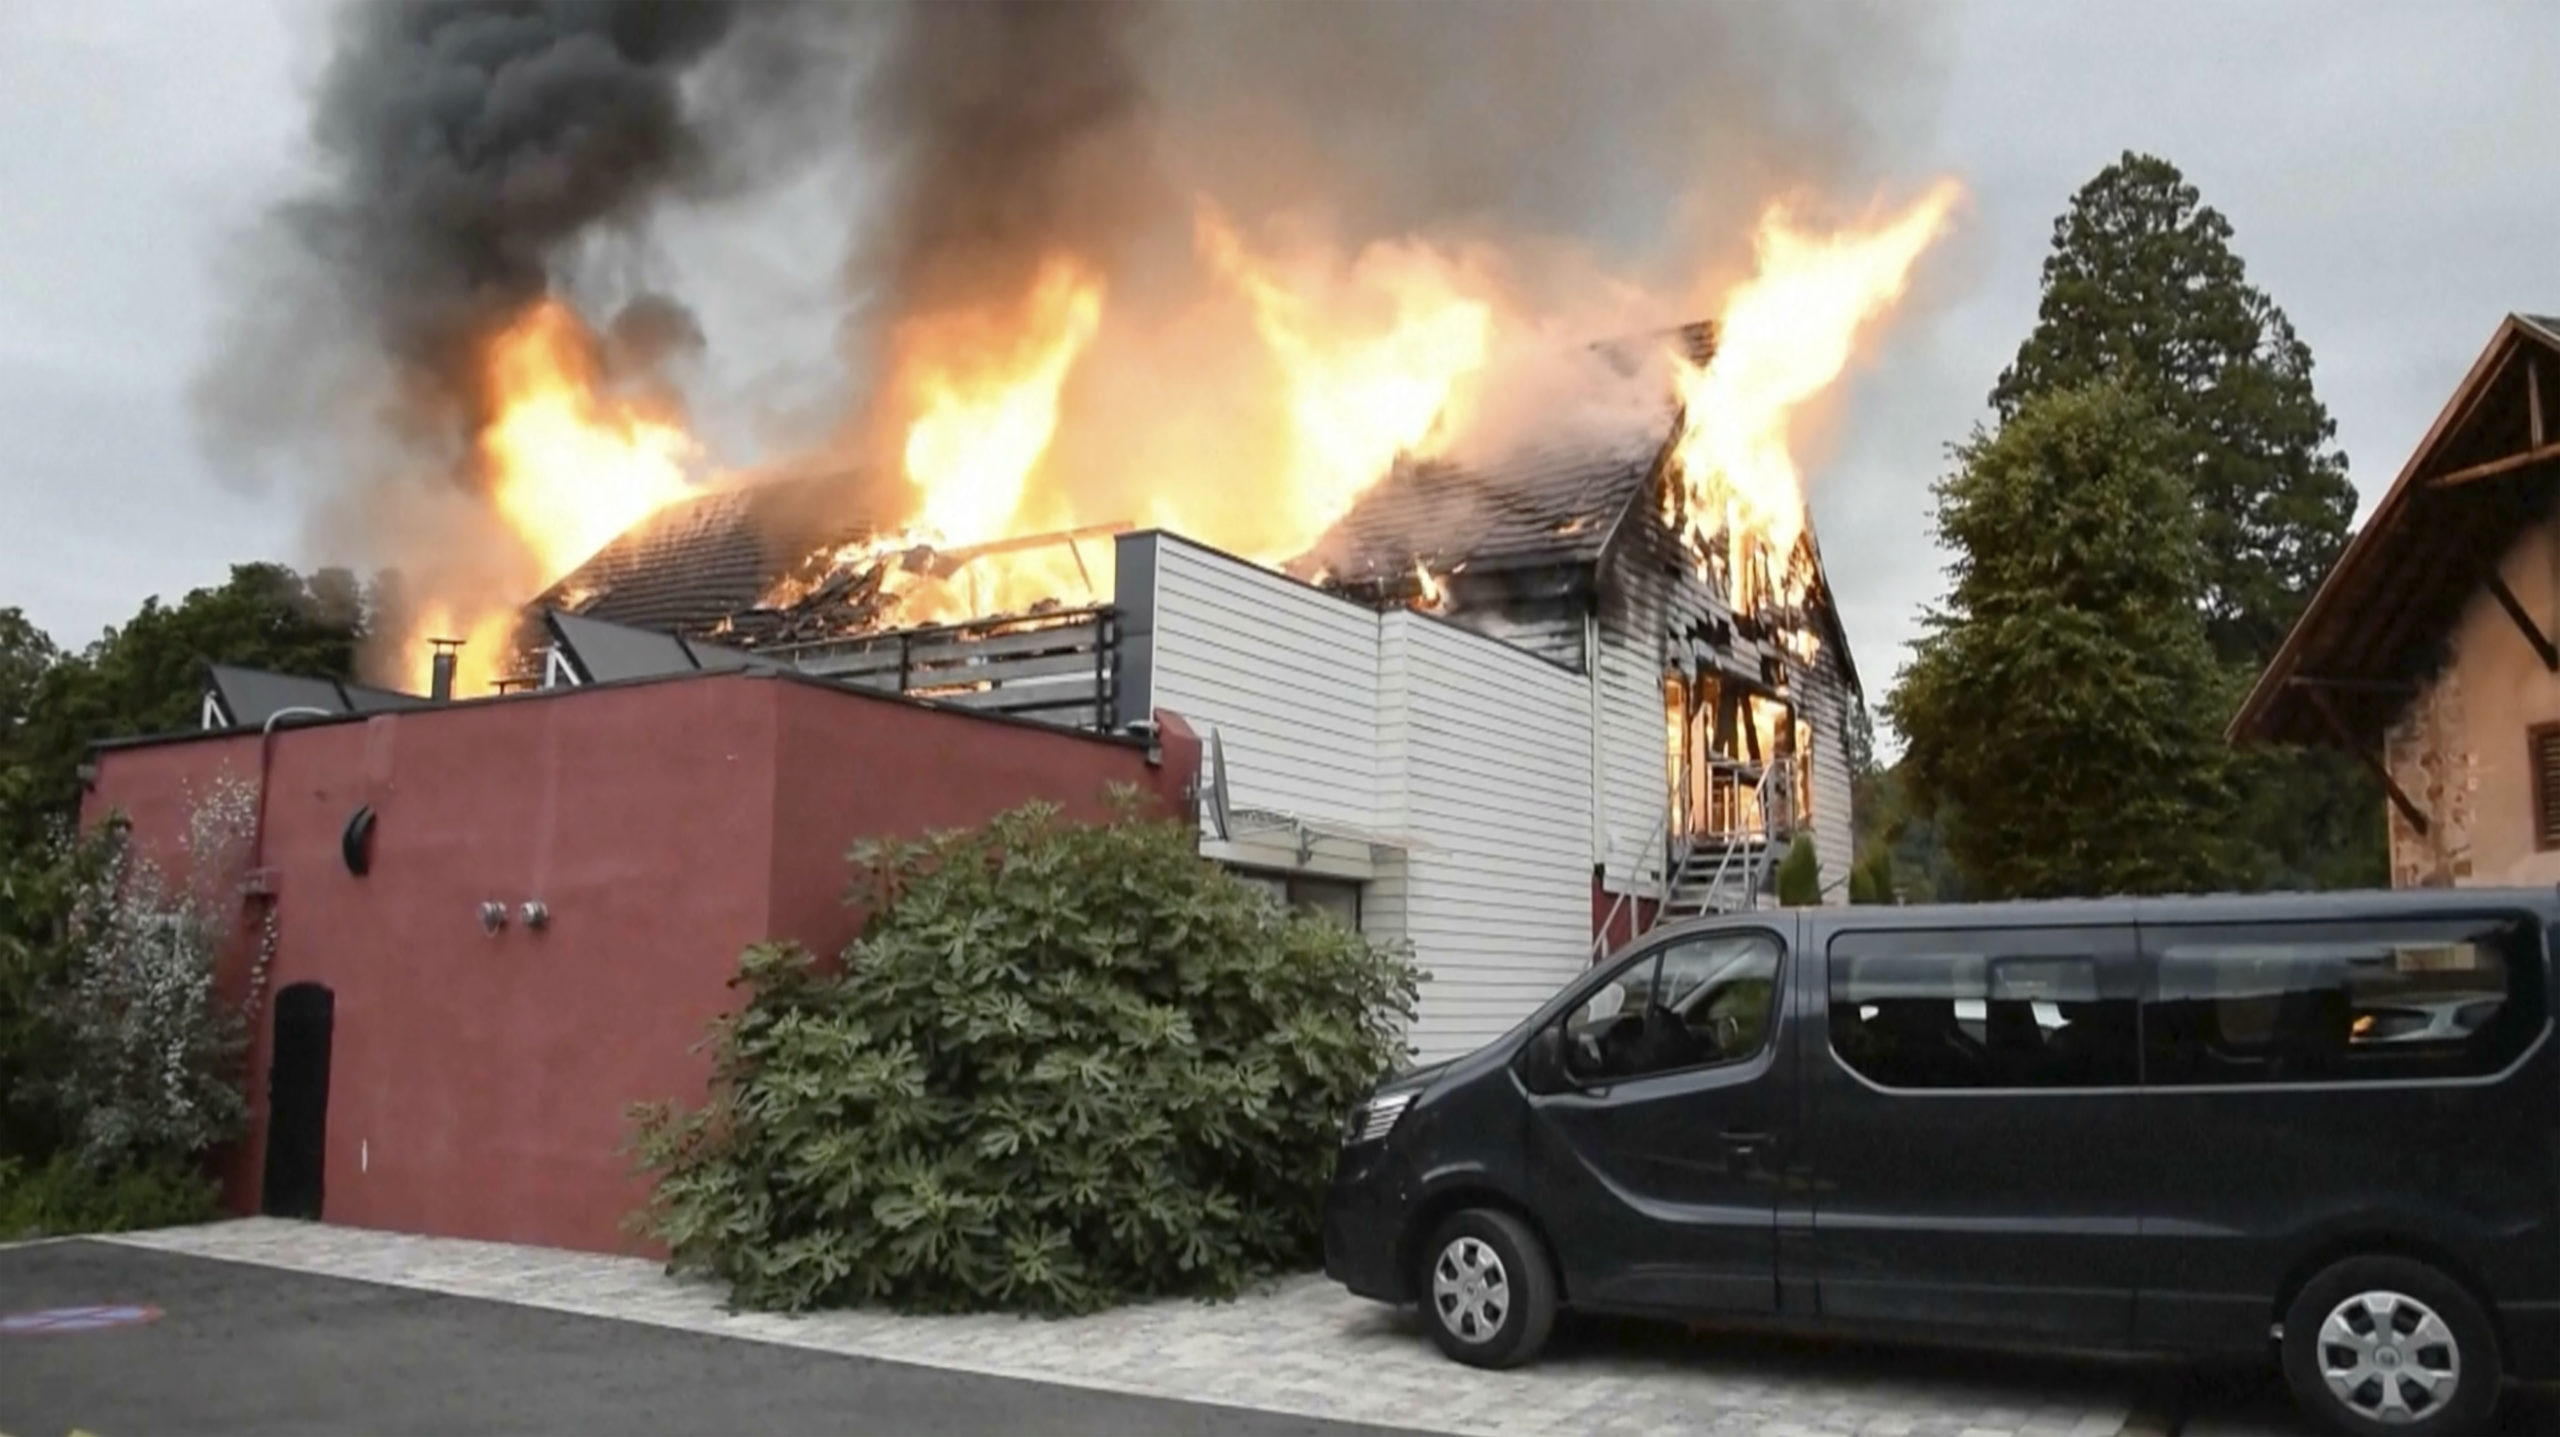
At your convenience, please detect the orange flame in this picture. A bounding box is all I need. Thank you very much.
[857,258,1114,625]
[396,299,704,695]
[899,258,1106,549]
[1412,560,1445,612]
[1197,204,1493,563]
[483,300,700,582]
[1672,181,1960,613]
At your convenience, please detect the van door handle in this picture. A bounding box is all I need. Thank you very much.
[1721,1130,1772,1153]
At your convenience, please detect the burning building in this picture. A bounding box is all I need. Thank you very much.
[181,1,1962,1064]
[436,316,1859,1062]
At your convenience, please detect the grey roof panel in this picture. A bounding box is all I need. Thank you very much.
[204,664,430,728]
[680,637,782,673]
[546,610,703,683]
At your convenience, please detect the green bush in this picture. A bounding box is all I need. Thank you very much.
[0,1152,223,1240]
[1847,846,1898,906]
[630,797,1422,1316]
[1776,834,1823,906]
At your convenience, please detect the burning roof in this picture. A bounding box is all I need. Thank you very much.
[1295,444,1655,585]
[530,474,886,639]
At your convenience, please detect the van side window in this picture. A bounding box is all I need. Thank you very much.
[2143,915,2547,1086]
[1561,931,1781,1083]
[1829,930,2140,1089]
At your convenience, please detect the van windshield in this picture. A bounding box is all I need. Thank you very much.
[1564,931,1782,1082]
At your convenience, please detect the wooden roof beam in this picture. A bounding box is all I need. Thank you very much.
[2430,439,2560,489]
[2285,674,2417,694]
[2484,568,2560,671]
[2305,686,2429,837]
[2532,356,2546,449]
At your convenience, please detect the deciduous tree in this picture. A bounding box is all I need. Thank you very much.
[1887,381,2240,898]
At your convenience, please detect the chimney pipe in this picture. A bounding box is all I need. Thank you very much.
[429,638,462,702]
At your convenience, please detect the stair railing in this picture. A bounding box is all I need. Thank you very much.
[1590,745,1803,960]
[1589,747,1691,964]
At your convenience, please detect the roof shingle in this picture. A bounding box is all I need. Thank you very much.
[535,472,888,636]
[1293,437,1666,583]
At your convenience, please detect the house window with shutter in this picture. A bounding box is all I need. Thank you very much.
[2532,724,2560,852]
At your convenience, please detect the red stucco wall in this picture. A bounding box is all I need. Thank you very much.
[84,672,1197,1255]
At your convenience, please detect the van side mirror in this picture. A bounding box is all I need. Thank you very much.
[1519,1025,1568,1094]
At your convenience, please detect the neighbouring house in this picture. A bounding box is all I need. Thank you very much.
[2232,313,2560,888]
[529,323,1864,1060]
[88,666,1202,1251]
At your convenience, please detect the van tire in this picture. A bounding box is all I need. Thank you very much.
[1418,1208,1558,1369]
[2280,1255,2501,1437]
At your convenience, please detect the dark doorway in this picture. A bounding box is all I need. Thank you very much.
[261,983,334,1220]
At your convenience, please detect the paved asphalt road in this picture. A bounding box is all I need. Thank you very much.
[0,1240,1427,1437]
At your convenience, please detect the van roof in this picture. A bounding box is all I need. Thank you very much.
[1657,888,2560,940]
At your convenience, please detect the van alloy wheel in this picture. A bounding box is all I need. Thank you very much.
[2317,1290,2461,1426]
[1417,1208,1557,1369]
[1431,1236,1510,1343]
[2282,1255,2499,1437]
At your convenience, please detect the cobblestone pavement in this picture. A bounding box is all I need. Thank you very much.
[108,1220,2140,1437]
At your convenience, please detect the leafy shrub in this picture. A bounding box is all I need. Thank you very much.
[0,817,123,1161]
[49,778,262,1171]
[1847,845,1898,906]
[631,797,1421,1315]
[0,1152,222,1240]
[1776,834,1824,906]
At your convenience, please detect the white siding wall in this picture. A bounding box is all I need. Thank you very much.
[1390,612,1596,1059]
[1131,531,1852,1058]
[1596,633,1670,896]
[1800,644,1857,902]
[1135,535,1593,1061]
[1147,537,1380,839]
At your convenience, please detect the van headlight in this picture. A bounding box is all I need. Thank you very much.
[1345,1089,1417,1146]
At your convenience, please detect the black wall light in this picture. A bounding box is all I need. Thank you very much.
[341,804,377,876]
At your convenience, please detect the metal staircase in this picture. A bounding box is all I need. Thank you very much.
[1591,755,1795,962]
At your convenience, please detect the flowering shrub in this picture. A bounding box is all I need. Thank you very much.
[48,774,261,1172]
[631,795,1421,1316]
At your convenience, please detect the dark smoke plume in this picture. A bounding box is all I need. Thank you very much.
[198,0,764,497]
[196,0,1948,666]
[832,0,1162,464]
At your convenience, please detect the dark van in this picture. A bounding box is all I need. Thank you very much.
[1322,889,2560,1437]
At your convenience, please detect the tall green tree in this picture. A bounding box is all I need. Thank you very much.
[1,565,368,864]
[1995,151,2381,890]
[1994,150,2357,665]
[1887,381,2240,899]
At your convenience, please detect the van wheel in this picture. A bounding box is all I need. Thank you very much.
[2280,1255,2501,1436]
[1419,1208,1557,1369]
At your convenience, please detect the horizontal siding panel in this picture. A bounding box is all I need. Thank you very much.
[1799,644,1857,902]
[1151,625,1375,706]
[1400,744,1587,798]
[1147,548,1605,1059]
[1399,625,1592,1056]
[1599,634,1670,893]
[1148,540,1380,832]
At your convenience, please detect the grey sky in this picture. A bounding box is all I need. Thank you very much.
[4,0,2555,729]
